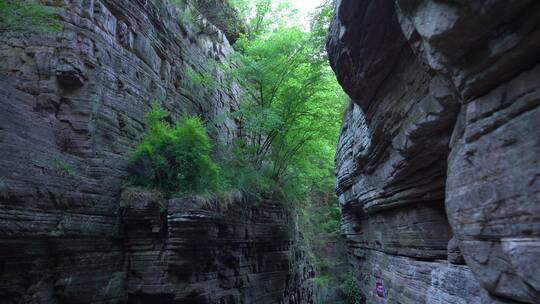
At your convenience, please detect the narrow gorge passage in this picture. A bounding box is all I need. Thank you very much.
[0,1,539,304]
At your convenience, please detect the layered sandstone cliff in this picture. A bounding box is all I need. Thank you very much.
[328,1,540,303]
[122,190,313,303]
[0,1,312,303]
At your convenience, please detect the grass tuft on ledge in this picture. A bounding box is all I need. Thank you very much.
[0,0,63,32]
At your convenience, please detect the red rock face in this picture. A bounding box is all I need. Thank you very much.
[328,0,540,303]
[0,1,313,303]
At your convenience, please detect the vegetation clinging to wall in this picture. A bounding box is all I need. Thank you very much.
[220,0,345,204]
[128,103,221,196]
[0,0,63,32]
[343,273,363,304]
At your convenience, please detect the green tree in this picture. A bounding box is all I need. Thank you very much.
[223,0,345,201]
[223,3,351,293]
[129,103,221,195]
[228,0,297,39]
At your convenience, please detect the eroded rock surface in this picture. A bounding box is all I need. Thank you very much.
[190,0,247,44]
[122,190,314,303]
[328,0,540,303]
[0,1,313,303]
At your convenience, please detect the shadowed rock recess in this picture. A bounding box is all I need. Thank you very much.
[0,0,313,303]
[328,0,540,303]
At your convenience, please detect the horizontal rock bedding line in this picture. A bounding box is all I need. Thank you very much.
[327,0,540,303]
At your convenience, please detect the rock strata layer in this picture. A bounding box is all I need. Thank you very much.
[122,190,314,303]
[0,1,313,303]
[328,1,540,303]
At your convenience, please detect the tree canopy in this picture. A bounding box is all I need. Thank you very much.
[225,0,345,201]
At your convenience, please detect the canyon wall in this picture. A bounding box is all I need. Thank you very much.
[0,0,312,303]
[122,190,313,303]
[328,1,540,303]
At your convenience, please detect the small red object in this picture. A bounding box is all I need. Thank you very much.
[375,279,385,298]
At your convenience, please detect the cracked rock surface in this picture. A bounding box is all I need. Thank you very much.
[328,0,540,303]
[0,1,313,303]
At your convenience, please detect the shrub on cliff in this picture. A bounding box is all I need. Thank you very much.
[0,0,63,32]
[129,103,221,195]
[343,273,363,304]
